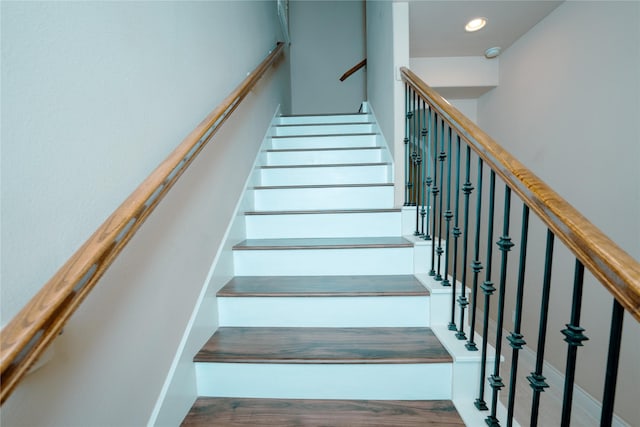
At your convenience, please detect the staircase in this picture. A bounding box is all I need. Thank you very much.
[181,111,468,425]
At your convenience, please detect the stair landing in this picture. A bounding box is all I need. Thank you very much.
[181,398,465,426]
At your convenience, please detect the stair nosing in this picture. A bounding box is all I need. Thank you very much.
[275,122,374,128]
[271,132,377,139]
[260,162,390,170]
[217,275,429,297]
[233,237,413,251]
[280,112,371,118]
[244,208,401,216]
[253,183,393,190]
[266,147,382,153]
[218,290,428,297]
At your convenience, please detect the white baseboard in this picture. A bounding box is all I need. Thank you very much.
[485,317,630,427]
[518,345,630,427]
[147,104,283,427]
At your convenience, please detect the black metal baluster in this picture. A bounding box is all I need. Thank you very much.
[560,260,589,426]
[420,102,429,237]
[413,94,422,235]
[403,84,411,206]
[486,186,515,426]
[424,107,433,241]
[454,144,472,342]
[506,205,530,427]
[429,114,439,277]
[449,135,462,331]
[528,230,555,427]
[475,169,496,411]
[410,90,418,208]
[601,299,624,427]
[434,118,446,281]
[465,157,483,349]
[441,126,453,287]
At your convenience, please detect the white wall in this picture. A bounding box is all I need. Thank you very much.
[447,99,478,124]
[477,2,639,424]
[289,0,366,114]
[409,56,498,101]
[366,1,409,207]
[366,0,395,150]
[1,1,289,425]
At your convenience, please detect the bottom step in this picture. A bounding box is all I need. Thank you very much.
[182,398,465,426]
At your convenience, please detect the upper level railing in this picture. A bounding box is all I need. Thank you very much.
[0,42,285,405]
[339,58,367,82]
[401,67,639,426]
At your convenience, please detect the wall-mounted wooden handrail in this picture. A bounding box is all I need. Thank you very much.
[339,59,367,82]
[0,42,285,405]
[401,66,640,322]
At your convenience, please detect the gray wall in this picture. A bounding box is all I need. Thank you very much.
[289,0,366,114]
[1,1,289,425]
[366,0,409,207]
[477,2,639,424]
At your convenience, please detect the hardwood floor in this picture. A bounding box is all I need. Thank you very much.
[217,275,429,297]
[181,398,466,426]
[194,327,451,364]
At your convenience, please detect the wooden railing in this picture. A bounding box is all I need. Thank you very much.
[0,42,285,405]
[401,67,640,320]
[339,59,367,82]
[401,66,639,426]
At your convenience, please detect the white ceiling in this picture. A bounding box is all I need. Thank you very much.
[409,0,563,58]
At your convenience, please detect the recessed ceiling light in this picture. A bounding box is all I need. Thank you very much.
[465,17,487,32]
[485,46,502,59]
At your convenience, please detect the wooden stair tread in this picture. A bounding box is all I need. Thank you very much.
[244,208,401,215]
[217,275,429,297]
[254,182,393,190]
[280,112,369,118]
[232,237,413,251]
[271,132,376,139]
[181,398,465,426]
[266,146,382,152]
[194,327,451,364]
[275,122,374,127]
[260,162,390,169]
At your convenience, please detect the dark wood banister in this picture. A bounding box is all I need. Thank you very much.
[401,66,640,322]
[0,42,285,405]
[340,59,367,82]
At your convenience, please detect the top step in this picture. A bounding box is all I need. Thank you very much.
[275,113,373,125]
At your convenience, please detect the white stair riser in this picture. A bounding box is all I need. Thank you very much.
[245,212,402,239]
[195,363,452,400]
[271,134,377,150]
[275,114,373,125]
[273,123,374,136]
[266,148,382,166]
[218,296,430,327]
[259,165,390,186]
[233,247,413,276]
[253,186,394,210]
